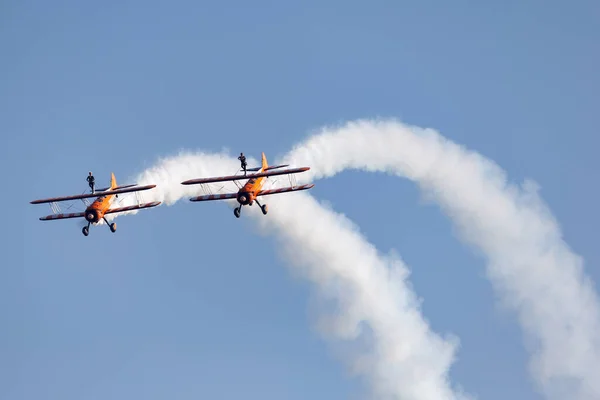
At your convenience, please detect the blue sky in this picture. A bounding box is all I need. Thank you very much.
[3,1,599,399]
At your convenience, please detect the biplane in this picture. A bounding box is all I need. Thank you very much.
[30,172,161,236]
[181,152,314,218]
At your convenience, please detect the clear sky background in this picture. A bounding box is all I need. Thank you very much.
[3,1,599,399]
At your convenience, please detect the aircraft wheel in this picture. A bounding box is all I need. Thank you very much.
[234,207,240,218]
[110,223,117,233]
[82,226,89,236]
[261,204,268,215]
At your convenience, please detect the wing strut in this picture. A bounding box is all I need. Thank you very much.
[50,202,61,214]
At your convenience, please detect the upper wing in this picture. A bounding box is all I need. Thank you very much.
[189,193,238,202]
[104,201,162,214]
[30,184,157,204]
[181,167,310,185]
[39,212,86,221]
[257,183,315,197]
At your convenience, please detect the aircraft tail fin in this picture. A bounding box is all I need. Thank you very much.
[261,152,268,171]
[110,172,117,189]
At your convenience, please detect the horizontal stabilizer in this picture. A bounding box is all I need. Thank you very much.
[30,184,157,204]
[181,167,310,185]
[245,164,289,172]
[95,183,138,192]
[265,164,289,171]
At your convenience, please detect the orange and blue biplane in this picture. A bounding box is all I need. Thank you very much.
[30,172,161,236]
[181,152,314,218]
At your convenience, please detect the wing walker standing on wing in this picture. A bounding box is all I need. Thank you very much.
[181,152,314,218]
[30,172,161,237]
[238,153,247,175]
[87,172,95,193]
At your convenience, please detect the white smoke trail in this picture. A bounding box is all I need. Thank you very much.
[111,117,600,398]
[103,151,244,222]
[252,191,469,400]
[113,150,471,400]
[279,118,600,400]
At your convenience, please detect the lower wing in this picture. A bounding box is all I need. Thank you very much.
[39,212,85,221]
[190,193,238,202]
[257,183,314,196]
[38,201,161,221]
[188,184,314,202]
[104,201,162,214]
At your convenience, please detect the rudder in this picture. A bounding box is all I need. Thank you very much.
[110,172,117,189]
[261,152,268,171]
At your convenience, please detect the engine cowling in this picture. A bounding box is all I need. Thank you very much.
[85,209,100,223]
[237,191,253,205]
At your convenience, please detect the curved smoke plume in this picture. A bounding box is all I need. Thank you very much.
[280,119,600,400]
[113,152,470,400]
[112,118,600,399]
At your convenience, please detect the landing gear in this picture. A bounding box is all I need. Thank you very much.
[233,199,268,219]
[255,199,268,215]
[80,217,117,236]
[103,217,117,233]
[82,221,91,236]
